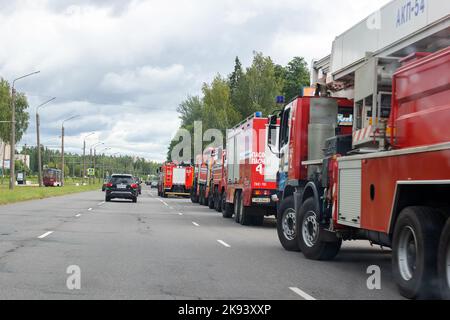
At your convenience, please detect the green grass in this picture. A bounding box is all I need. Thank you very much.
[0,183,102,205]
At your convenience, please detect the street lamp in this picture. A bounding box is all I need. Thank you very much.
[61,115,80,186]
[83,132,95,185]
[9,71,40,190]
[36,97,56,187]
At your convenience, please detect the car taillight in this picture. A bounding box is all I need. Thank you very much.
[131,183,138,189]
[106,183,113,188]
[253,190,271,196]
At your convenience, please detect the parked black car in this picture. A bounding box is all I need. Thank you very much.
[105,174,139,203]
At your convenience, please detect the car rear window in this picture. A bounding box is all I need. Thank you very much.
[111,176,133,184]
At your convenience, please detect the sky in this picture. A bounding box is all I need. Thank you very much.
[0,0,390,162]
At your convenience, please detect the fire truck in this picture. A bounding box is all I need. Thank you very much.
[157,162,193,198]
[269,95,353,251]
[268,5,450,298]
[209,148,227,213]
[224,112,279,226]
[191,148,217,205]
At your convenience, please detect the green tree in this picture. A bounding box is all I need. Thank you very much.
[202,74,239,132]
[282,56,310,102]
[244,52,283,116]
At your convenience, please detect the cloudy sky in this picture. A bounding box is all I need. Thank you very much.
[0,0,390,162]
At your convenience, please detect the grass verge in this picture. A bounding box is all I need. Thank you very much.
[0,184,101,206]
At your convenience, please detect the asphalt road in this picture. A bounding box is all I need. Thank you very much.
[0,186,403,300]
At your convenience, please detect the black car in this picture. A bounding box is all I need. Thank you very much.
[105,174,139,203]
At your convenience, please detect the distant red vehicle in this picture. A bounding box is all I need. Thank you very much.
[158,162,193,198]
[209,148,227,213]
[43,168,62,187]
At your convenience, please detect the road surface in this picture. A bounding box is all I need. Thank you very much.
[0,186,403,300]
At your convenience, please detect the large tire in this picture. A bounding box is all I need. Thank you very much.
[132,197,137,203]
[392,206,445,299]
[438,218,450,300]
[214,188,222,212]
[239,194,252,226]
[277,196,300,252]
[297,198,341,261]
[208,191,215,209]
[234,192,241,223]
[105,196,111,202]
[222,192,233,218]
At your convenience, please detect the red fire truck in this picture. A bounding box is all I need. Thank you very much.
[158,162,193,198]
[224,112,279,226]
[191,148,217,205]
[208,148,227,213]
[268,48,450,299]
[269,95,353,251]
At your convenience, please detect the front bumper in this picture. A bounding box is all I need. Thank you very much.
[107,191,137,199]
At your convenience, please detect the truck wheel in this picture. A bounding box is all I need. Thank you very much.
[438,218,450,300]
[234,192,241,223]
[191,192,199,203]
[222,193,233,218]
[297,198,341,260]
[208,193,215,209]
[277,196,300,252]
[239,194,252,226]
[392,206,445,299]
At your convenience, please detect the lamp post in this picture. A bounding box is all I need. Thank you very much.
[61,115,79,186]
[36,97,56,187]
[90,142,103,184]
[9,71,40,190]
[83,133,95,185]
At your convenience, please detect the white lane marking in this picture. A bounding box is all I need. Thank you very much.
[289,287,317,300]
[179,213,184,216]
[163,202,168,206]
[88,208,93,211]
[75,214,81,218]
[98,201,105,206]
[192,222,200,227]
[217,240,231,248]
[38,231,54,239]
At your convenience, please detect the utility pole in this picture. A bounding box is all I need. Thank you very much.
[83,133,95,186]
[90,142,103,184]
[9,71,40,190]
[36,97,56,187]
[61,115,79,187]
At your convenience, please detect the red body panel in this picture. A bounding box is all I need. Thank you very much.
[391,47,450,149]
[226,116,277,207]
[359,149,450,232]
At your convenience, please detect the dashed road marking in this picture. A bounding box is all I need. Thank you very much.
[98,201,105,206]
[88,208,93,211]
[217,240,231,248]
[192,222,200,227]
[289,287,316,300]
[75,214,81,218]
[38,231,54,239]
[179,213,184,216]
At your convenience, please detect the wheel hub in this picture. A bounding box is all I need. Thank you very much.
[398,226,418,281]
[302,211,319,248]
[282,209,296,241]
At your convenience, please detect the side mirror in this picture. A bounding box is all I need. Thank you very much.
[268,115,279,148]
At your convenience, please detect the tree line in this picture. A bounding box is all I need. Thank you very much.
[0,79,30,175]
[168,52,310,160]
